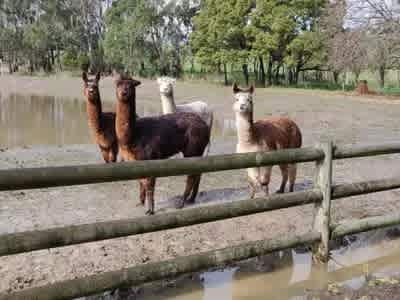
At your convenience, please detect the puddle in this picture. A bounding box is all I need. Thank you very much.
[86,227,400,300]
[0,93,236,149]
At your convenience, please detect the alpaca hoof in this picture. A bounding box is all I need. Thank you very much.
[186,197,196,204]
[275,189,284,194]
[136,202,144,207]
[145,210,154,215]
[175,199,185,209]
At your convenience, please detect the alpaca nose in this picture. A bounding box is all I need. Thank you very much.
[240,104,246,110]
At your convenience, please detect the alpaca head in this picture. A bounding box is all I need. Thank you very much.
[157,77,176,96]
[82,72,101,103]
[114,73,141,103]
[232,83,255,114]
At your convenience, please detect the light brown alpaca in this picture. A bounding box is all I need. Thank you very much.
[82,72,118,163]
[232,83,302,197]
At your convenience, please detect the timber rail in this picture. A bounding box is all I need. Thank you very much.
[1,141,400,299]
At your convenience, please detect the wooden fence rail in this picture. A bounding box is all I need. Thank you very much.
[2,141,400,300]
[0,147,323,191]
[0,190,322,257]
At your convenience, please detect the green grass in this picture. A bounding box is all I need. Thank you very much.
[283,81,355,91]
[381,87,400,96]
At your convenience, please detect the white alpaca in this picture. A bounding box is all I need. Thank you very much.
[157,77,214,154]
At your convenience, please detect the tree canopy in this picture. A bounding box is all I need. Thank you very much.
[0,0,399,88]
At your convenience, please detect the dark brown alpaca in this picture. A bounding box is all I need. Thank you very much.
[114,74,210,215]
[83,72,118,163]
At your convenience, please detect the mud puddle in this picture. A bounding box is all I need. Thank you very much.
[85,227,400,300]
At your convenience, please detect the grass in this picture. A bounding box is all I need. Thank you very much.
[381,87,400,96]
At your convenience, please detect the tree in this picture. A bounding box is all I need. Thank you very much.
[247,0,325,86]
[104,0,198,77]
[191,0,253,85]
[344,0,400,87]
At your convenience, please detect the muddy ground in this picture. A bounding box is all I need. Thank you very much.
[307,276,400,300]
[1,75,400,298]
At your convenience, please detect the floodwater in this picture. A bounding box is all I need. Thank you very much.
[2,82,400,299]
[0,93,237,149]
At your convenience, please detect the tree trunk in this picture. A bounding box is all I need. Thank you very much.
[242,64,249,86]
[50,49,55,66]
[218,63,222,74]
[267,57,273,86]
[274,64,281,85]
[288,69,293,85]
[223,63,228,86]
[355,71,360,83]
[190,59,195,74]
[253,59,258,82]
[333,71,339,84]
[379,66,385,88]
[259,56,266,87]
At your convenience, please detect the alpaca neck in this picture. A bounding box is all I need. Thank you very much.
[86,97,103,133]
[116,96,136,147]
[160,92,176,114]
[235,112,255,145]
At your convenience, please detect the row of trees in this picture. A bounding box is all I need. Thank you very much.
[0,0,399,88]
[0,0,109,73]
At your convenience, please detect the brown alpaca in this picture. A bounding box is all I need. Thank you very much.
[232,83,302,197]
[114,74,210,215]
[83,72,118,163]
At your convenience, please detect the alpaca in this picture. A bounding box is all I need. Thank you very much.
[114,74,210,215]
[82,72,118,163]
[232,83,302,198]
[157,77,214,154]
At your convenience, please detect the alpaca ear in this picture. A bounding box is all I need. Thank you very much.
[170,78,176,85]
[249,85,255,94]
[95,72,101,83]
[157,77,162,84]
[133,79,141,87]
[233,83,240,94]
[82,72,88,83]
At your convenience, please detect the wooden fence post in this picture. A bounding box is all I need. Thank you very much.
[313,141,333,263]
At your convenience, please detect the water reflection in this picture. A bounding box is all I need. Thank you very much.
[92,227,400,300]
[0,93,238,148]
[0,93,92,147]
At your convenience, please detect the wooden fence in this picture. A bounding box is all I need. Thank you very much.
[2,141,400,300]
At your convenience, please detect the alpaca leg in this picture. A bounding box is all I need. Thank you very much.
[288,164,297,192]
[100,148,110,163]
[137,179,146,206]
[145,177,156,215]
[187,174,201,204]
[177,175,196,209]
[248,179,257,199]
[260,166,272,196]
[181,145,207,207]
[110,145,118,163]
[247,167,259,199]
[277,164,289,194]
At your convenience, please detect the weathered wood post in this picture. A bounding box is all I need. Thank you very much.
[312,141,333,263]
